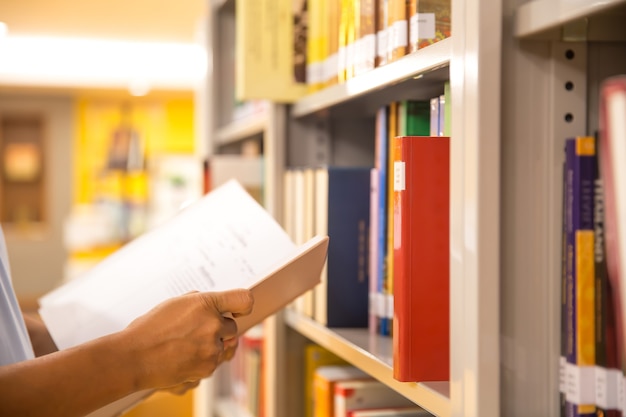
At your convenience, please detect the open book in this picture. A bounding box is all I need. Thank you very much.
[38,179,329,416]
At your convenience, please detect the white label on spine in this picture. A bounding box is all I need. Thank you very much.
[559,356,566,393]
[417,13,436,39]
[394,161,405,191]
[595,366,621,409]
[409,14,419,46]
[385,294,394,319]
[565,362,596,405]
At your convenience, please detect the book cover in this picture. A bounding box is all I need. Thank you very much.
[334,379,415,416]
[598,75,626,417]
[313,366,370,417]
[314,166,371,327]
[398,100,431,136]
[564,137,597,416]
[357,0,376,76]
[304,345,349,417]
[392,135,449,382]
[415,0,451,50]
[598,75,626,372]
[387,0,408,63]
[383,101,398,337]
[375,106,390,336]
[369,167,381,333]
[307,0,329,92]
[325,0,342,87]
[376,0,389,67]
[38,180,329,417]
[235,0,308,102]
[592,142,621,416]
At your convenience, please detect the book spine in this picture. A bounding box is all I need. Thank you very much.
[565,137,597,416]
[416,0,451,50]
[392,135,450,382]
[369,168,380,334]
[383,102,399,336]
[326,168,371,327]
[375,106,389,336]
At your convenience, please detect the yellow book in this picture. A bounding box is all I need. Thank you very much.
[325,0,342,87]
[304,345,348,417]
[358,0,376,75]
[313,366,369,417]
[307,0,325,92]
[235,0,307,102]
[387,0,408,62]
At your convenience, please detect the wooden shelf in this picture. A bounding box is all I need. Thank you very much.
[284,309,451,417]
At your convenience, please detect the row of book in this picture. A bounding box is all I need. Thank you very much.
[235,0,450,102]
[559,75,626,416]
[285,89,451,383]
[306,0,452,92]
[306,344,432,417]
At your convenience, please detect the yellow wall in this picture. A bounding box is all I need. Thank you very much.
[73,97,195,205]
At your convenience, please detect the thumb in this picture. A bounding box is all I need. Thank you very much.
[206,289,254,318]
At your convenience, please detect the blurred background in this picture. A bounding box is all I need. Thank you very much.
[0,1,209,415]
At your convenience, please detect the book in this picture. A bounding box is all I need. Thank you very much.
[314,166,371,327]
[592,139,621,416]
[307,0,326,92]
[387,0,408,63]
[598,75,626,417]
[38,180,329,417]
[392,135,450,382]
[563,137,597,416]
[598,75,626,371]
[374,106,390,336]
[313,366,370,417]
[334,379,415,416]
[398,100,431,137]
[347,407,430,417]
[415,0,451,50]
[369,168,381,333]
[304,344,349,417]
[208,154,264,204]
[235,0,308,102]
[383,101,399,337]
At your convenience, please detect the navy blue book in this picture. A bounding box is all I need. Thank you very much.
[314,166,371,328]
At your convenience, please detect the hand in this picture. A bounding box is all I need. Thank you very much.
[122,289,253,391]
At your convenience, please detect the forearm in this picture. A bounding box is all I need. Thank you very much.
[0,331,142,417]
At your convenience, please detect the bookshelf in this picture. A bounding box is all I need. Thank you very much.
[198,0,626,417]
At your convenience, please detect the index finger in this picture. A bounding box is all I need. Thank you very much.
[206,289,254,317]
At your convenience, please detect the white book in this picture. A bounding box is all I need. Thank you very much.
[38,179,329,417]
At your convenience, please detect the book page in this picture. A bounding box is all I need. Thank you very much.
[39,180,299,350]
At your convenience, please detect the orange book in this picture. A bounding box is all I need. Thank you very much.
[375,0,389,67]
[392,135,450,382]
[387,0,408,62]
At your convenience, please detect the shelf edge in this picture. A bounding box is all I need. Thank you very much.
[215,112,267,145]
[514,0,626,39]
[292,38,452,118]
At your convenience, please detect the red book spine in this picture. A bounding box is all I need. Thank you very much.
[392,135,450,382]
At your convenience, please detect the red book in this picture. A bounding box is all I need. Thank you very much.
[599,75,626,371]
[392,135,450,382]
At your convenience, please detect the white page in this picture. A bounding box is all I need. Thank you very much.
[39,179,297,350]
